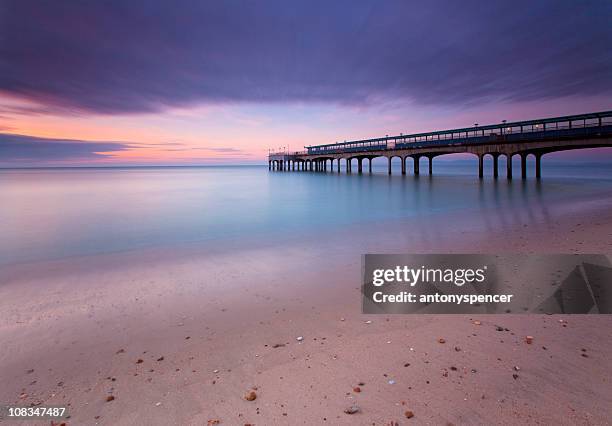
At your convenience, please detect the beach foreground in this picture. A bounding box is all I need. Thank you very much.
[1,200,612,425]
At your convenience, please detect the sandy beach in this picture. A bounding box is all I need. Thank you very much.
[1,194,612,426]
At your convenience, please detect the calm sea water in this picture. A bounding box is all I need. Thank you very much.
[1,161,612,266]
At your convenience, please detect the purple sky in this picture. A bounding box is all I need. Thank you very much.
[0,0,611,165]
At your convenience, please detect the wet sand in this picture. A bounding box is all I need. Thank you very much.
[1,199,612,425]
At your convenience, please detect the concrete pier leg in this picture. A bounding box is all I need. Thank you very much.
[521,154,527,179]
[401,157,406,175]
[369,158,372,173]
[506,154,512,179]
[292,161,295,171]
[388,157,392,175]
[330,160,333,172]
[337,159,341,173]
[347,158,351,173]
[535,154,541,179]
[358,158,363,174]
[493,155,498,179]
[478,155,483,178]
[324,160,327,172]
[414,156,420,175]
[428,156,433,175]
[269,161,271,171]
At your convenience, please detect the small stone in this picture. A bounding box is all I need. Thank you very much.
[525,336,534,344]
[116,349,125,354]
[213,369,219,373]
[296,336,304,342]
[245,391,257,401]
[106,395,115,402]
[454,346,461,352]
[438,338,446,344]
[353,387,361,393]
[207,420,221,426]
[136,359,143,364]
[155,402,161,406]
[405,410,415,419]
[365,320,372,324]
[157,356,164,361]
[388,379,396,385]
[272,343,285,348]
[512,374,519,380]
[344,405,360,414]
[473,320,481,325]
[513,366,520,371]
[26,369,34,374]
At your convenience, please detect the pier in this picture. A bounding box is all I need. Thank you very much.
[268,111,612,178]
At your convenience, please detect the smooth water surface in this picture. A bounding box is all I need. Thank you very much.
[2,162,612,265]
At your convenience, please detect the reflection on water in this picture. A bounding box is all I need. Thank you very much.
[1,163,611,265]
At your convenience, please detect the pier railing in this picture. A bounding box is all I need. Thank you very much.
[302,110,612,155]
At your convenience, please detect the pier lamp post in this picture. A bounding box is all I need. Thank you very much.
[501,120,507,135]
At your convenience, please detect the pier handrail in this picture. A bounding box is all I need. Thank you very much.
[303,110,612,154]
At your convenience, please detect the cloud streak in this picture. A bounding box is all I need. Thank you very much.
[0,133,130,163]
[1,0,610,115]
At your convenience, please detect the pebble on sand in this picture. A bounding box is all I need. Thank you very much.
[353,386,361,393]
[136,359,144,364]
[438,338,446,344]
[106,395,115,402]
[296,336,304,342]
[405,410,415,419]
[245,391,257,401]
[525,336,534,344]
[344,405,360,414]
[207,420,221,426]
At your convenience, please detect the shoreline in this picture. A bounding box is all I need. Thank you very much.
[1,194,612,424]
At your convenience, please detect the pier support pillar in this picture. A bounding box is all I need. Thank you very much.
[401,157,406,175]
[521,154,527,179]
[414,156,420,175]
[337,159,341,173]
[269,161,271,171]
[506,154,512,179]
[388,157,392,175]
[330,160,333,172]
[535,154,542,179]
[324,160,327,172]
[369,158,372,173]
[358,158,363,174]
[493,154,499,179]
[347,158,351,173]
[292,161,295,171]
[478,155,483,178]
[428,156,433,175]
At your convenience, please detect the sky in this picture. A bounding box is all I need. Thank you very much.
[0,0,611,166]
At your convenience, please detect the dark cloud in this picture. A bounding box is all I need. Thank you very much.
[0,133,130,163]
[1,0,610,114]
